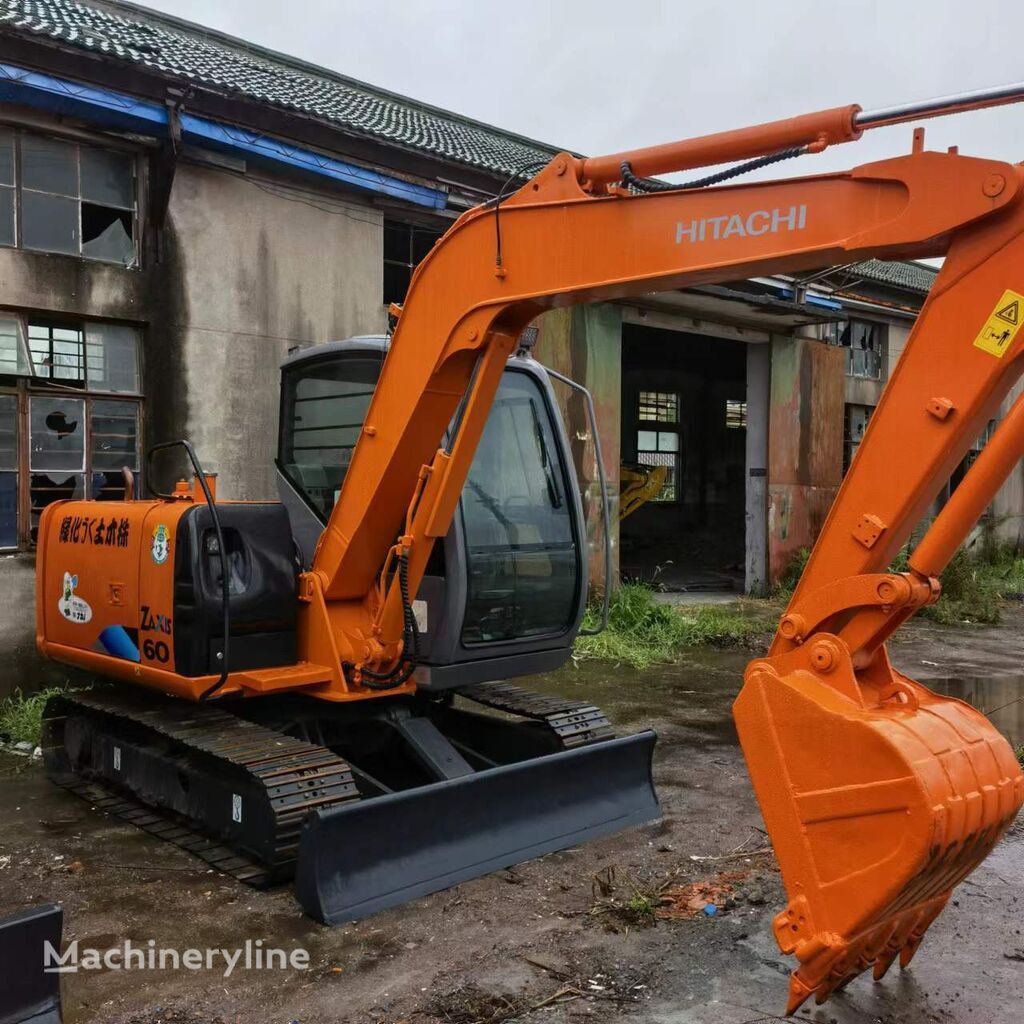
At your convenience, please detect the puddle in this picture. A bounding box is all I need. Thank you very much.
[926,675,1024,748]
[522,658,1024,752]
[520,649,751,744]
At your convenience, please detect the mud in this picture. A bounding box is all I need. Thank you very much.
[2,610,1024,1024]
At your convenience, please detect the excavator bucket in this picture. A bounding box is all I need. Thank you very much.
[735,647,1024,1012]
[295,731,659,923]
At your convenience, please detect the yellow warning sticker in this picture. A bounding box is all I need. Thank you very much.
[974,289,1024,358]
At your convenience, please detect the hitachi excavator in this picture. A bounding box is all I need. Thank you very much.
[30,81,1024,1013]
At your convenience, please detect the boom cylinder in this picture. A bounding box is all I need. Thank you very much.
[910,391,1024,578]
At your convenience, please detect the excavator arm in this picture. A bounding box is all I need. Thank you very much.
[305,89,1024,1009]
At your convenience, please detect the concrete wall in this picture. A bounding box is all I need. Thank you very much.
[767,335,845,580]
[0,155,390,686]
[167,163,388,499]
[536,304,622,591]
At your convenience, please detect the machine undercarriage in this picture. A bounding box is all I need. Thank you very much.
[43,683,658,922]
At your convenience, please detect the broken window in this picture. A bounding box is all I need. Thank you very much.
[0,394,16,549]
[26,318,141,393]
[843,403,873,474]
[8,129,137,265]
[837,320,885,380]
[0,312,146,545]
[28,322,86,387]
[29,395,86,539]
[383,219,444,305]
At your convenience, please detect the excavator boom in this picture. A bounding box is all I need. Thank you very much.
[304,85,1024,1009]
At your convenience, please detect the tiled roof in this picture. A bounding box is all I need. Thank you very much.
[0,3,943,296]
[0,0,559,178]
[847,259,938,294]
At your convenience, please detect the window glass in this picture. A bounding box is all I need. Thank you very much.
[90,400,139,471]
[383,221,409,262]
[726,399,747,429]
[0,394,15,548]
[29,322,85,385]
[80,147,133,208]
[81,206,134,264]
[279,354,383,520]
[0,129,13,186]
[0,317,30,376]
[638,391,679,423]
[460,372,578,644]
[0,188,12,247]
[382,219,443,305]
[85,322,140,392]
[21,134,78,196]
[21,192,78,254]
[0,393,16,471]
[30,396,85,472]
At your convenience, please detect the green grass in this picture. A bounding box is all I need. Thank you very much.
[776,541,1024,626]
[0,687,65,747]
[574,582,772,668]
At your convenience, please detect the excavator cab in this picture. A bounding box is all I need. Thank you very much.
[276,336,590,688]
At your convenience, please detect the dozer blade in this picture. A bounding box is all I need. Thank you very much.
[0,904,63,1024]
[295,730,659,924]
[735,648,1024,1013]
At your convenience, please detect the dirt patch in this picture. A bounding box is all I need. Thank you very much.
[2,612,1024,1023]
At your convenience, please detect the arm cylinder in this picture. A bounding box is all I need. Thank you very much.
[578,105,861,187]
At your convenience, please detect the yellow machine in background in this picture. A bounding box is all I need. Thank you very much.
[619,462,669,520]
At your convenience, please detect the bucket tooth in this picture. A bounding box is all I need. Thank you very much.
[899,936,923,969]
[785,975,814,1015]
[872,948,899,981]
[735,643,1024,1012]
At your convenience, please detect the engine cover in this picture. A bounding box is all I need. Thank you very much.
[37,498,298,683]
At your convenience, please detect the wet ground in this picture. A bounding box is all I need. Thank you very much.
[2,610,1024,1023]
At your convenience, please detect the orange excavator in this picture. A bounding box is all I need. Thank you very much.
[32,82,1024,1012]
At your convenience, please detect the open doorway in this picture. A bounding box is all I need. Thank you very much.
[619,323,749,594]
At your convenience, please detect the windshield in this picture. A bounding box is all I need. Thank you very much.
[278,353,383,521]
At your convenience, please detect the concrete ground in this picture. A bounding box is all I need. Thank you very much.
[2,611,1024,1024]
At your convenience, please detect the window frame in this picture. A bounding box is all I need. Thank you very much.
[0,124,140,268]
[834,319,887,380]
[382,217,445,306]
[635,389,682,504]
[0,309,144,549]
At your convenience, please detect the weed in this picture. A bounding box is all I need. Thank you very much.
[777,538,1024,626]
[575,583,771,668]
[1016,745,1024,769]
[774,546,811,597]
[0,687,65,747]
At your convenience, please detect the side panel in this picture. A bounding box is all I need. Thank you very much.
[38,499,184,671]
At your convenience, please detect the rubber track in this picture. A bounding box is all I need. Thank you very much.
[455,681,615,748]
[51,776,276,887]
[45,689,359,886]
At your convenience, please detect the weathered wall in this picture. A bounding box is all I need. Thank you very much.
[536,303,622,590]
[168,163,388,499]
[767,335,845,581]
